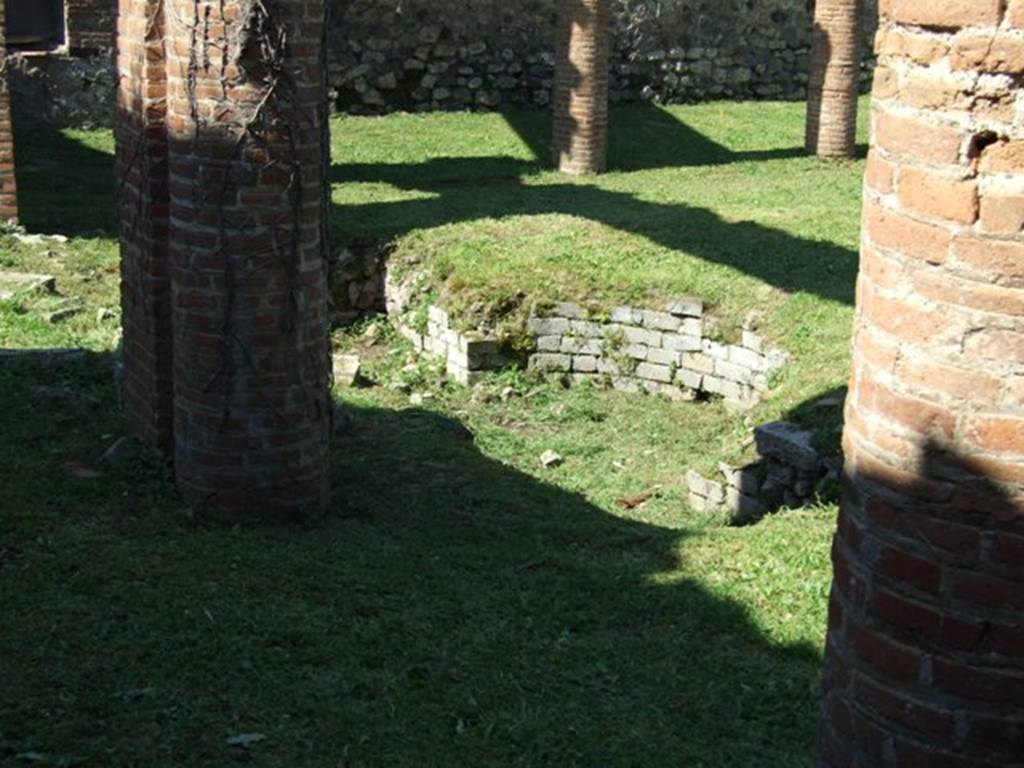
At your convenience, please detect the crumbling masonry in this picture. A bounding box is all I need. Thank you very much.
[116,0,332,520]
[819,2,1024,766]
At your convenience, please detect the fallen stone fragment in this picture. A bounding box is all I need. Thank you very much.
[332,353,362,387]
[45,299,84,324]
[0,271,56,300]
[540,449,563,468]
[754,421,821,473]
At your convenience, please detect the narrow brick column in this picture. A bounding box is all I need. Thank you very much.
[163,0,332,521]
[115,0,173,450]
[819,4,1024,767]
[0,0,18,223]
[806,0,861,157]
[552,0,609,175]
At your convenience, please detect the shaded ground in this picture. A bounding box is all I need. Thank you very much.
[0,102,851,766]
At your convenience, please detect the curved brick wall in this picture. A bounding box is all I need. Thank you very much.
[806,0,861,158]
[114,0,332,521]
[552,0,609,175]
[819,3,1024,766]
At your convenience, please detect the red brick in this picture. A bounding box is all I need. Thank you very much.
[863,198,953,264]
[965,414,1024,454]
[898,167,979,225]
[874,110,964,166]
[881,0,1005,28]
[951,31,1024,74]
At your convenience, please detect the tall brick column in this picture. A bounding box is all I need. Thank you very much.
[819,4,1024,767]
[163,0,332,521]
[806,0,862,158]
[116,0,172,451]
[552,0,609,175]
[0,0,18,223]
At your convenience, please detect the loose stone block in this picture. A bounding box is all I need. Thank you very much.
[622,325,663,347]
[611,306,641,324]
[662,333,702,352]
[741,329,763,352]
[720,462,763,495]
[552,301,587,319]
[666,296,704,317]
[561,336,603,355]
[702,374,743,400]
[641,309,683,332]
[635,362,673,383]
[702,339,729,360]
[680,352,715,375]
[624,343,649,360]
[447,347,470,369]
[714,358,752,384]
[646,347,682,366]
[573,355,599,372]
[528,316,571,335]
[460,335,499,356]
[754,421,821,473]
[0,272,56,300]
[676,369,703,390]
[537,335,562,351]
[531,353,572,372]
[570,319,604,337]
[428,305,450,328]
[728,345,766,372]
[679,318,703,336]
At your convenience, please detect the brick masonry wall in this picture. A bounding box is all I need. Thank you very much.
[0,0,17,222]
[819,3,1024,766]
[115,0,172,452]
[162,0,332,521]
[806,0,862,157]
[552,0,609,174]
[66,0,115,53]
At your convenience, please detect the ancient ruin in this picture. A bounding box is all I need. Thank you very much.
[818,3,1024,766]
[116,0,332,520]
[552,0,610,174]
[4,0,1017,761]
[806,0,862,157]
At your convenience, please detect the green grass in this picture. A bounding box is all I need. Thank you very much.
[0,101,864,767]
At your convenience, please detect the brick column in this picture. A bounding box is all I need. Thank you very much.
[163,0,332,521]
[116,0,173,451]
[806,0,862,158]
[0,0,18,223]
[819,4,1024,767]
[552,0,609,175]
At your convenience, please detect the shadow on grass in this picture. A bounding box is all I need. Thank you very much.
[13,108,859,306]
[0,351,825,766]
[334,154,859,306]
[12,122,117,238]
[501,104,854,172]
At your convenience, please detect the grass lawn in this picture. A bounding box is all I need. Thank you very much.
[0,100,865,767]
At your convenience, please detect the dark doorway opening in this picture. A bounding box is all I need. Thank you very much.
[7,0,65,49]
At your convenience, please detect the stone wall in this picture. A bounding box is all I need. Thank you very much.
[818,3,1024,766]
[329,0,878,113]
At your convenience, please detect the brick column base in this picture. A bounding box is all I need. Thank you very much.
[806,0,861,158]
[819,4,1024,766]
[552,0,610,175]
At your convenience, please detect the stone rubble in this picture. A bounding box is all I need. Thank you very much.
[685,420,840,523]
